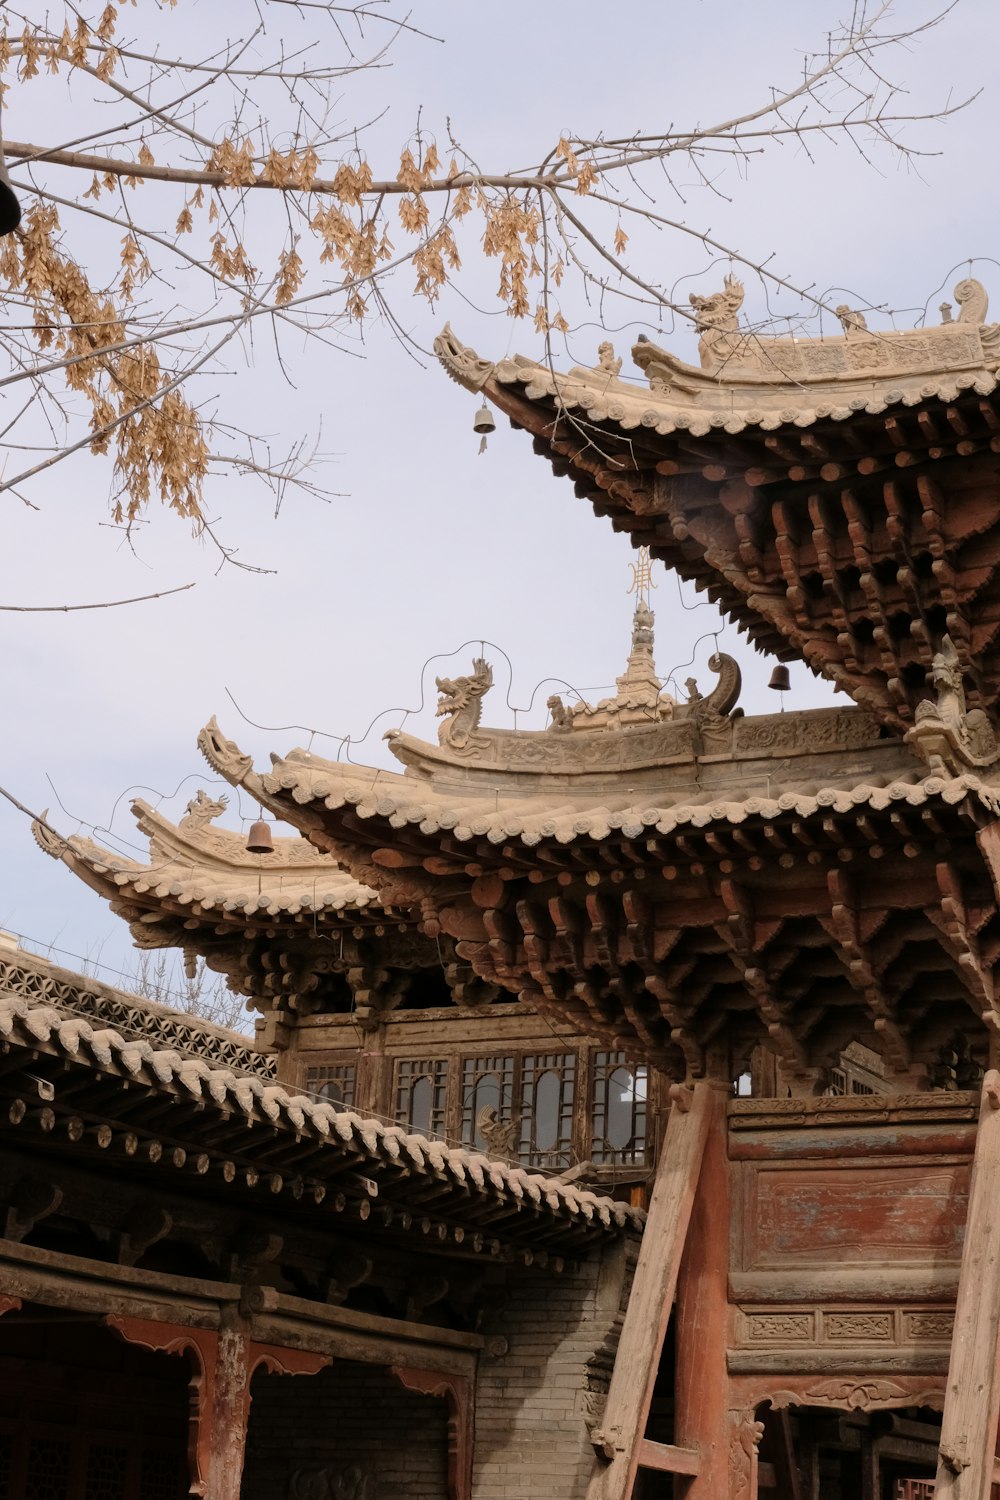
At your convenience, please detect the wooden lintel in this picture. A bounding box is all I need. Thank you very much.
[635,1439,700,1475]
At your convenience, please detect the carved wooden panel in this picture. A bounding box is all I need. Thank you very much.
[734,1159,970,1271]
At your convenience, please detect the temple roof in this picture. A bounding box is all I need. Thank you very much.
[437,276,999,439]
[0,977,641,1251]
[33,792,382,923]
[198,695,1000,1084]
[436,275,1000,730]
[0,937,273,1076]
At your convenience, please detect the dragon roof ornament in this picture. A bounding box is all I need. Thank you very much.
[905,636,1000,775]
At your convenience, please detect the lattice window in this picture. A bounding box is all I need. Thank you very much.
[826,1067,848,1096]
[395,1057,449,1140]
[895,1482,935,1500]
[520,1052,576,1168]
[139,1447,187,1500]
[305,1061,356,1109]
[460,1055,514,1151]
[591,1051,648,1165]
[84,1442,128,1500]
[25,1436,71,1500]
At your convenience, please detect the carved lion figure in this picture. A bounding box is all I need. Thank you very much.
[435,657,493,750]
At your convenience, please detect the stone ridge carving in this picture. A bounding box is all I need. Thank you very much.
[544,601,742,742]
[198,715,254,783]
[179,789,228,830]
[436,658,493,750]
[836,305,869,337]
[689,273,745,369]
[389,704,887,782]
[956,277,989,324]
[433,321,496,392]
[637,276,993,388]
[905,635,1000,773]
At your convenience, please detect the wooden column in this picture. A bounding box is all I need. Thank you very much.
[935,1071,1000,1500]
[674,1084,731,1499]
[586,1081,716,1500]
[109,1310,327,1498]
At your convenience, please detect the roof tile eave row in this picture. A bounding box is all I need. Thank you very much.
[0,988,639,1238]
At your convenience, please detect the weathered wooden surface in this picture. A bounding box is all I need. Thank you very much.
[935,1071,1000,1500]
[675,1086,730,1499]
[586,1082,715,1500]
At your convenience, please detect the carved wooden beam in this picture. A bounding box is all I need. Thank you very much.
[117,1202,173,1267]
[3,1176,63,1243]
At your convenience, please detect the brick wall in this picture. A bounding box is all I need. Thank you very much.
[472,1240,630,1500]
[242,1360,449,1500]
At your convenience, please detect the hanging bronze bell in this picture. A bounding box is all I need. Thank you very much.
[768,664,791,693]
[246,818,274,854]
[473,402,496,435]
[0,138,22,238]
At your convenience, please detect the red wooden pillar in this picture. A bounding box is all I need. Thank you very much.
[108,1312,327,1499]
[674,1084,731,1498]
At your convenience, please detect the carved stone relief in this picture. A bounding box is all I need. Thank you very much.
[287,1465,372,1500]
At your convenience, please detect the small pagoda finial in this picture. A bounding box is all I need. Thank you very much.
[627,546,656,608]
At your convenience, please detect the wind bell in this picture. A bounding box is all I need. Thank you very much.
[473,401,495,455]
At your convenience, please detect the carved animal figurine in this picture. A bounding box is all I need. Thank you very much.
[547,694,572,732]
[689,274,744,368]
[476,1104,520,1157]
[596,340,622,376]
[680,652,742,746]
[907,634,999,773]
[435,657,493,750]
[690,274,744,333]
[179,788,228,830]
[835,304,868,337]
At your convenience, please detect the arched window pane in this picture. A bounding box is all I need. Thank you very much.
[606,1066,636,1150]
[591,1052,648,1165]
[410,1075,433,1137]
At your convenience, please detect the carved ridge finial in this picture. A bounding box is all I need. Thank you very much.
[197,716,254,785]
[433,323,496,394]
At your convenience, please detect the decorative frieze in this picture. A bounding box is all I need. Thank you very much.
[737,1306,953,1350]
